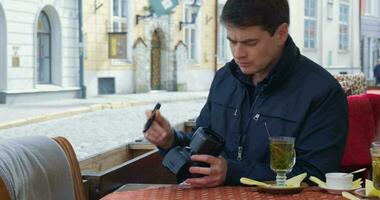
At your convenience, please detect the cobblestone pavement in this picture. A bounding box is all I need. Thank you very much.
[0,92,208,160]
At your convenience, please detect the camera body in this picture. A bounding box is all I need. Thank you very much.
[162,127,225,181]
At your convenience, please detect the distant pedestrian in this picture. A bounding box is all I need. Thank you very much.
[374,59,380,86]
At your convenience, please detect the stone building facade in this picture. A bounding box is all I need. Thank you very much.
[0,0,80,103]
[83,0,218,97]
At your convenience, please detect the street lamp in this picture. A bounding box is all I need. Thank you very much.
[179,0,201,31]
[136,6,154,25]
[136,0,180,25]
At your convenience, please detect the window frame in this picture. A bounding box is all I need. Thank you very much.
[0,8,5,87]
[110,0,128,64]
[304,0,317,49]
[364,0,378,16]
[183,0,200,63]
[339,3,349,51]
[37,11,52,84]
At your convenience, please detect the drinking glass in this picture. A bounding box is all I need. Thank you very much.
[270,136,296,187]
[371,142,380,189]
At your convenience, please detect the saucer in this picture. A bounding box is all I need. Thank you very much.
[257,181,308,194]
[353,188,380,199]
[319,185,361,195]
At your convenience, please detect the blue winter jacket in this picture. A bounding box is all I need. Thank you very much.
[171,36,348,185]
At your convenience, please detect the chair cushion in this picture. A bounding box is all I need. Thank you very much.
[341,94,375,169]
[0,136,75,200]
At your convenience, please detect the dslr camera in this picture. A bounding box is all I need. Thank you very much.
[162,127,225,181]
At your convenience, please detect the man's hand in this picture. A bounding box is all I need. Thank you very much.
[185,155,227,187]
[144,110,174,150]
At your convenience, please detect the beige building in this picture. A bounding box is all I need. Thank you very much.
[83,0,223,96]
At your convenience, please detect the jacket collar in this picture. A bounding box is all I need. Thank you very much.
[229,36,301,92]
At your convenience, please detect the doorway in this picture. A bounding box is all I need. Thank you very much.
[151,30,161,90]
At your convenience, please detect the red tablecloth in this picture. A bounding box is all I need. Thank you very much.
[101,186,345,200]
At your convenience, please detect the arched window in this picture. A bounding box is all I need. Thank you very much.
[0,4,6,90]
[37,11,51,84]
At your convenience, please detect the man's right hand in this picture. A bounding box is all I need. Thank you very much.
[144,110,175,150]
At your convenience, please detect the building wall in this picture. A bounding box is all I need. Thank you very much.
[0,0,80,103]
[85,69,134,94]
[361,16,380,80]
[188,0,216,91]
[83,0,135,96]
[216,0,233,69]
[289,0,361,75]
[83,0,217,96]
[360,0,380,81]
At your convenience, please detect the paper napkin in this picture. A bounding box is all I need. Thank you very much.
[309,176,362,188]
[365,179,380,197]
[342,192,360,200]
[309,176,327,187]
[240,173,307,188]
[286,173,307,187]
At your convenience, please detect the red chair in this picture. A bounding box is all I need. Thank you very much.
[340,94,380,178]
[367,94,380,128]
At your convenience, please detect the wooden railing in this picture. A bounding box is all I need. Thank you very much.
[82,149,177,199]
[79,141,156,173]
[79,119,197,200]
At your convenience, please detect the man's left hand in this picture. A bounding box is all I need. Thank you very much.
[185,155,227,187]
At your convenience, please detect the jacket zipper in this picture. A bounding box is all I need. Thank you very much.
[237,93,261,161]
[253,113,260,121]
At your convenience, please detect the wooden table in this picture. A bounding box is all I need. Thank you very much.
[100,184,346,200]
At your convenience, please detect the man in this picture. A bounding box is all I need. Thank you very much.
[144,0,348,187]
[374,59,380,85]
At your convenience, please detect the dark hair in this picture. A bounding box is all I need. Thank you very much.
[221,0,289,36]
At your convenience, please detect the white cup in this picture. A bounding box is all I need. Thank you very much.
[325,173,353,190]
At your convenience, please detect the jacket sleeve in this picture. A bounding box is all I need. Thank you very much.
[159,81,215,155]
[225,85,348,184]
[173,78,215,147]
[158,129,193,156]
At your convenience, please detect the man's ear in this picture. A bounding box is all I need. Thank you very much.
[276,23,289,45]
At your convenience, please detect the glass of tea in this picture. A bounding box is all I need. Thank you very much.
[371,142,380,189]
[270,136,296,187]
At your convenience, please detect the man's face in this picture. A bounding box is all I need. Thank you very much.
[226,24,287,76]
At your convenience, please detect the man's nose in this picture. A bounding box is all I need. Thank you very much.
[233,44,247,59]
